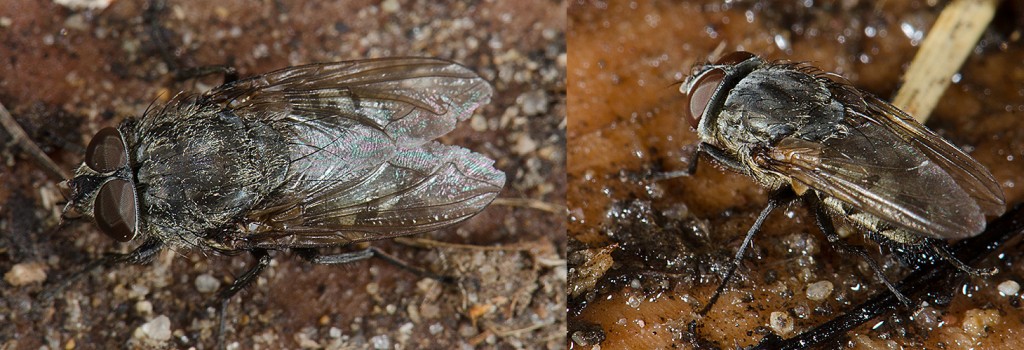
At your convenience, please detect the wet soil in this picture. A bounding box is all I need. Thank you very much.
[568,1,1024,349]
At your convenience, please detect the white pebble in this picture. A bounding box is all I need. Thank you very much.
[998,280,1020,296]
[135,300,153,316]
[380,0,399,13]
[195,274,221,293]
[806,281,834,301]
[136,315,172,341]
[770,311,794,335]
[371,334,391,349]
[4,262,47,286]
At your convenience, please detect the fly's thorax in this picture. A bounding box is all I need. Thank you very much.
[698,62,852,191]
[130,102,291,248]
[713,66,847,146]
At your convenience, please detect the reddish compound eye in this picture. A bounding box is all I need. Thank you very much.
[94,178,139,242]
[85,127,128,173]
[682,68,725,128]
[715,51,756,65]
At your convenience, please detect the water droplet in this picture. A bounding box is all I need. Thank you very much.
[626,295,641,308]
[864,26,876,38]
[705,26,719,39]
[775,34,790,51]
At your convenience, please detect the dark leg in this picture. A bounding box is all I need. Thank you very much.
[143,0,180,71]
[41,239,163,301]
[698,188,796,316]
[652,143,702,181]
[803,195,913,306]
[174,65,239,85]
[144,0,237,85]
[216,248,271,349]
[653,142,747,181]
[929,240,997,275]
[295,247,454,283]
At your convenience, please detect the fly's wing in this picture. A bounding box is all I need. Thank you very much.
[249,141,505,248]
[201,58,504,248]
[205,57,491,148]
[762,94,1003,239]
[860,95,1005,216]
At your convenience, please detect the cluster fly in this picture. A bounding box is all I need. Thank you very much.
[676,51,1005,315]
[57,57,505,339]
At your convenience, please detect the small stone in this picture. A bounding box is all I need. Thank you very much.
[370,334,390,349]
[52,0,112,10]
[64,14,88,31]
[399,322,414,335]
[135,300,153,316]
[517,91,550,116]
[195,274,221,293]
[380,0,400,13]
[805,281,834,301]
[296,332,319,349]
[512,134,537,155]
[429,323,444,335]
[962,308,1000,337]
[5,262,48,286]
[998,280,1020,296]
[137,315,172,341]
[770,311,794,335]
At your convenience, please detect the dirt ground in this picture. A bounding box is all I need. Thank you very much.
[0,1,566,349]
[569,1,1024,349]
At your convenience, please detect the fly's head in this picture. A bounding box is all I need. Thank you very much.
[64,126,141,243]
[680,51,765,148]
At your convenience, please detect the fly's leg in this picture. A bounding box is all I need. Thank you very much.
[651,143,702,181]
[698,188,796,316]
[40,239,164,301]
[929,240,998,275]
[653,142,746,181]
[174,65,239,85]
[803,194,913,306]
[215,248,271,349]
[144,0,238,85]
[295,247,454,283]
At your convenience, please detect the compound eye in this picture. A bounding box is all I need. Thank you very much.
[683,68,725,128]
[85,127,128,173]
[715,51,756,65]
[94,179,138,242]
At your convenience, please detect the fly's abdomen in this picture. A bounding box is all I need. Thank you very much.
[819,195,925,246]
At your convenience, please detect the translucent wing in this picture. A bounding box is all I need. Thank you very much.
[205,57,493,148]
[202,58,504,248]
[860,95,1005,216]
[761,92,1004,239]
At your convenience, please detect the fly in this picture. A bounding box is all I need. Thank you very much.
[677,51,1005,315]
[56,57,505,341]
